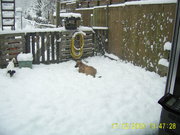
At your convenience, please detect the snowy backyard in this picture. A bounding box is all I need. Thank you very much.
[0,56,166,135]
[0,0,176,135]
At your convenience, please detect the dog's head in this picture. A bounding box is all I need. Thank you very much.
[75,60,83,68]
[7,70,16,77]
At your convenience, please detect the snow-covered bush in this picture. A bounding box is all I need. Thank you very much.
[24,0,56,24]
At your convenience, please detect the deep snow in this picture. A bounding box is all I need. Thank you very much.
[0,0,170,134]
[0,56,166,135]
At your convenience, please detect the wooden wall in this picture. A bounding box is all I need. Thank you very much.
[75,3,176,75]
[93,7,107,27]
[108,3,176,73]
[76,9,93,27]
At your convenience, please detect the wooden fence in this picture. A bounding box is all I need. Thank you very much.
[25,32,61,64]
[25,30,95,64]
[76,0,131,8]
[0,28,108,68]
[76,2,176,76]
[0,33,25,68]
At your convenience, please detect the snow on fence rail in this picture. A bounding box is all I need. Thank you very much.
[0,28,108,68]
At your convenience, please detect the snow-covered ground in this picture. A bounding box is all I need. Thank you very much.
[0,1,171,135]
[0,56,166,135]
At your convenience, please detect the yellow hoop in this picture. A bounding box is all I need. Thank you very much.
[70,33,84,59]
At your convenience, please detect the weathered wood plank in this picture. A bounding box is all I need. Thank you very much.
[51,32,55,61]
[41,33,45,63]
[60,38,93,45]
[31,35,36,63]
[46,33,50,63]
[61,48,93,55]
[35,33,40,64]
[25,33,30,53]
[61,43,94,49]
[3,54,18,60]
[3,48,23,54]
[56,32,60,63]
[2,38,24,43]
[60,33,93,40]
[2,43,23,49]
[61,51,93,57]
[1,33,24,37]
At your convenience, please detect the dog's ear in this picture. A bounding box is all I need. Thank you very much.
[12,70,16,73]
[7,70,11,73]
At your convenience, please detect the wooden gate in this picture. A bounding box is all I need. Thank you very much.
[25,30,95,64]
[25,32,61,64]
[93,27,108,55]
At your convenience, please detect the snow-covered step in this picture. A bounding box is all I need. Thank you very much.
[1,0,15,30]
[3,19,14,25]
[2,12,14,17]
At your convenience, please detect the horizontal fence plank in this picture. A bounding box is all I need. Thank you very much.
[3,48,23,54]
[5,39,24,43]
[61,48,94,54]
[3,54,18,60]
[2,43,23,48]
[60,39,93,46]
[61,43,94,49]
[0,33,25,37]
[59,51,94,61]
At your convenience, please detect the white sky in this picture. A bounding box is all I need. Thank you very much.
[15,0,36,10]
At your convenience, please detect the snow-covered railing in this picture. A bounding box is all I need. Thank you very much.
[25,19,56,29]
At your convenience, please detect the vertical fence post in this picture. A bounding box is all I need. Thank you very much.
[31,34,36,64]
[56,32,60,63]
[51,32,55,62]
[46,32,50,64]
[41,32,45,63]
[36,33,40,64]
[25,33,30,53]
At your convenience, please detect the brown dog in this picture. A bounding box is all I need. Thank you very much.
[75,60,97,77]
